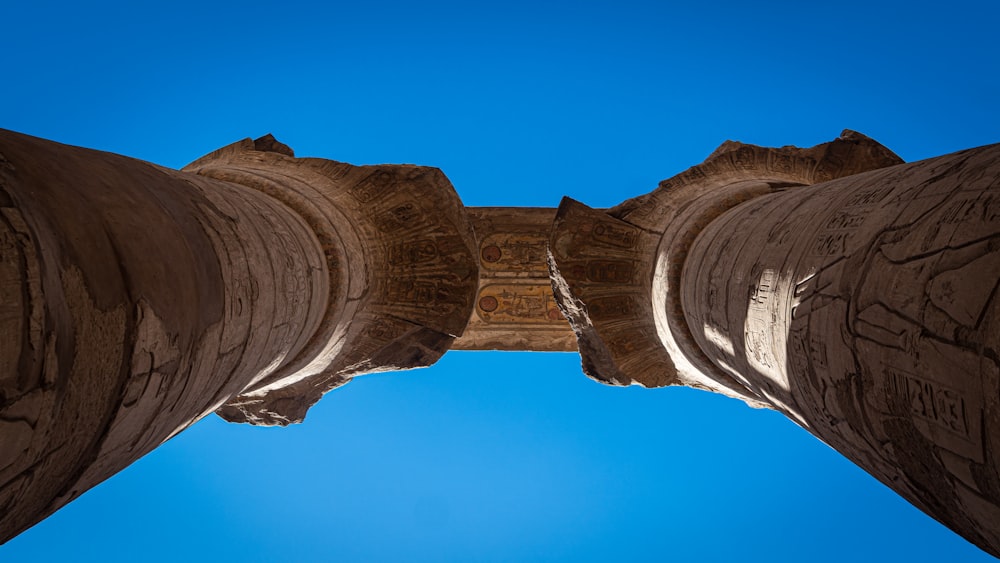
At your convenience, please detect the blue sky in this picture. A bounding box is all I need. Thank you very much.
[2,1,999,561]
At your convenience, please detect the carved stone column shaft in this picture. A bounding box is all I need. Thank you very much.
[681,143,1000,555]
[0,130,331,541]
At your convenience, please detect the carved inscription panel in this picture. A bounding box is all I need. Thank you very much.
[479,232,550,274]
[452,207,575,351]
[476,284,563,324]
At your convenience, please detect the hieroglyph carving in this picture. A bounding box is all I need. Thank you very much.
[679,144,1000,556]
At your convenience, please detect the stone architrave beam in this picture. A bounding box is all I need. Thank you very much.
[452,207,575,351]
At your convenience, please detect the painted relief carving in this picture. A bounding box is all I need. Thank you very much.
[478,232,549,273]
[475,284,562,324]
[452,208,574,351]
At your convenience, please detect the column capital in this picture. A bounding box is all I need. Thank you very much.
[184,136,479,425]
[548,131,902,401]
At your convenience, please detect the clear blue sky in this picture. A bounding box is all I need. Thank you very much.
[2,1,999,561]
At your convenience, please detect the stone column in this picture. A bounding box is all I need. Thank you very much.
[549,132,1000,556]
[0,130,478,542]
